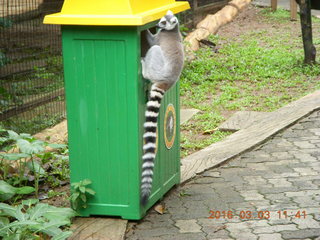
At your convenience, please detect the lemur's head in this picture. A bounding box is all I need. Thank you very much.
[157,10,179,31]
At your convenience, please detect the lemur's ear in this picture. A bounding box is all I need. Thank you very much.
[166,10,174,16]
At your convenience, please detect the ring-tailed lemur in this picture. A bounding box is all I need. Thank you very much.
[140,10,184,206]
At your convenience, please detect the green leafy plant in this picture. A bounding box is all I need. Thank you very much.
[0,129,68,201]
[0,180,34,202]
[0,199,76,240]
[70,179,96,210]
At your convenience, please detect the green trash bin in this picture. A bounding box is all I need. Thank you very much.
[44,0,190,220]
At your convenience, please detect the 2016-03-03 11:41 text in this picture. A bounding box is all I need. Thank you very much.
[208,210,307,220]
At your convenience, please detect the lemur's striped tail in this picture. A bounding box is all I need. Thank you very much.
[141,84,165,206]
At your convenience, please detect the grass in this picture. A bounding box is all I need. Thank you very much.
[179,7,320,157]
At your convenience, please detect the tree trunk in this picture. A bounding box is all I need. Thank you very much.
[298,0,316,64]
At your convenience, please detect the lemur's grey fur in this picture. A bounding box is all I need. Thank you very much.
[140,10,184,206]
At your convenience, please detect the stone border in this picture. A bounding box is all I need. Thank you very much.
[180,90,320,183]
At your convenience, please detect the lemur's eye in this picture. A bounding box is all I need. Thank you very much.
[160,21,166,25]
[172,19,177,24]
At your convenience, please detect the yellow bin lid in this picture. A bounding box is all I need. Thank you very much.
[44,0,190,26]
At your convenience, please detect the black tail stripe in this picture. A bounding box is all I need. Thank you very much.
[142,166,154,171]
[150,95,162,102]
[145,126,157,132]
[147,106,160,113]
[144,136,156,142]
[145,147,156,153]
[152,89,165,95]
[146,116,158,122]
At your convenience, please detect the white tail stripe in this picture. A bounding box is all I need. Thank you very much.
[141,183,151,189]
[143,132,157,138]
[144,122,157,128]
[151,86,165,94]
[142,178,153,183]
[145,111,158,117]
[142,170,153,176]
[142,162,154,168]
[143,142,156,150]
[150,91,164,99]
[147,101,161,108]
[142,153,156,159]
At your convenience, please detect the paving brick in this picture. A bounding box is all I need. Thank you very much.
[175,219,202,233]
[292,196,320,208]
[229,229,258,240]
[243,176,268,185]
[268,178,292,187]
[293,141,316,149]
[253,224,297,234]
[281,228,320,239]
[289,180,318,190]
[258,233,282,240]
[239,190,265,201]
[292,217,320,229]
[293,167,318,176]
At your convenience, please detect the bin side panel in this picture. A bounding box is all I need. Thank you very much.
[146,82,180,208]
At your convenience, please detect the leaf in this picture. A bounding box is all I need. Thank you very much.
[0,153,29,161]
[13,205,25,222]
[0,180,16,201]
[26,160,46,175]
[52,231,73,240]
[47,143,67,149]
[0,203,17,218]
[17,139,44,154]
[39,225,63,237]
[0,220,40,233]
[0,217,9,227]
[80,194,86,203]
[19,133,32,139]
[81,179,92,186]
[7,130,19,141]
[85,188,96,196]
[15,186,35,195]
[79,186,85,193]
[71,182,80,189]
[27,203,50,220]
[70,192,79,202]
[36,219,70,236]
[43,205,76,224]
[22,199,39,207]
[154,203,166,215]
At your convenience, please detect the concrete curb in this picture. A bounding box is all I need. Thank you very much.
[180,90,320,183]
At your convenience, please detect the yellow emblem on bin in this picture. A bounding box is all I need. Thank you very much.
[164,104,176,149]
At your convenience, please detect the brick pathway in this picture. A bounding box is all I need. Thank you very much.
[126,110,320,240]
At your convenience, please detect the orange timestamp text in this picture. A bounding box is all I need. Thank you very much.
[208,210,307,220]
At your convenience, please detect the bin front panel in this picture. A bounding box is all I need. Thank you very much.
[62,26,142,215]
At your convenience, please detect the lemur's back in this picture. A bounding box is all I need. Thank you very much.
[157,30,184,82]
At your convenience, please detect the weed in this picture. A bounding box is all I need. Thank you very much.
[0,128,69,202]
[0,199,75,239]
[70,179,96,210]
